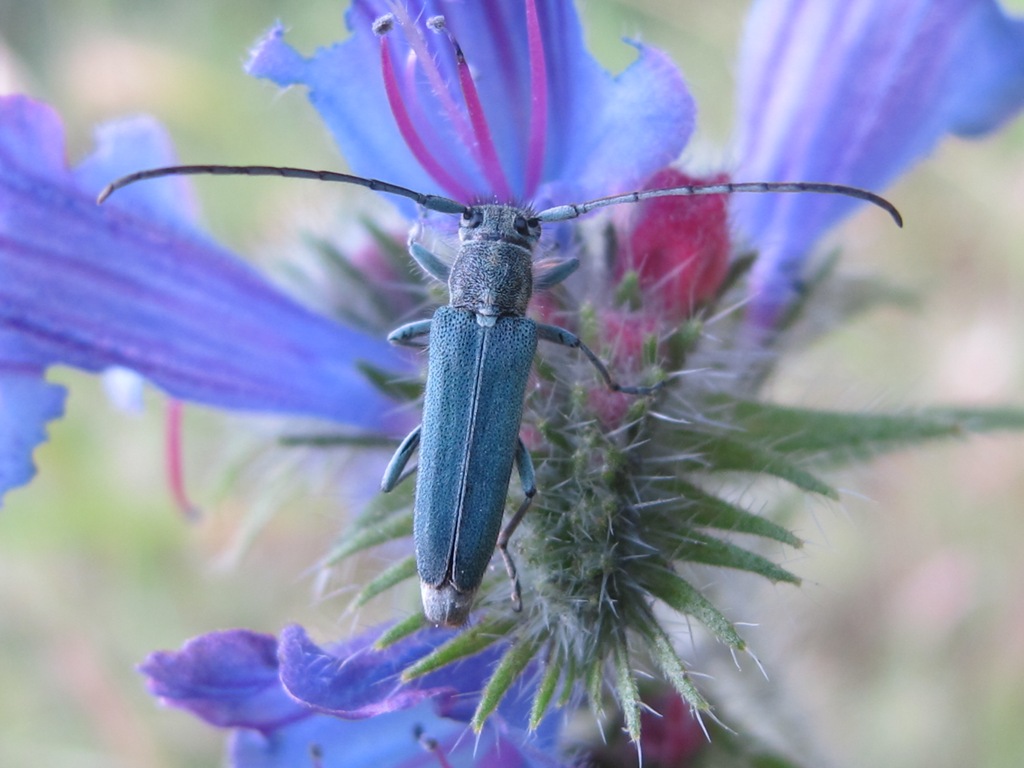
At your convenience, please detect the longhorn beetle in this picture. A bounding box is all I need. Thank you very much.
[100,167,901,626]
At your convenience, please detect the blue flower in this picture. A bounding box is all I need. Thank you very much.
[0,95,405,504]
[246,0,694,208]
[140,624,564,767]
[732,0,1024,327]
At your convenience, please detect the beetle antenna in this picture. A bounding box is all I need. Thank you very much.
[536,180,903,228]
[96,164,469,216]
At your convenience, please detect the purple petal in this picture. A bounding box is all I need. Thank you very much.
[228,705,466,768]
[228,700,560,768]
[548,42,694,207]
[732,0,1024,323]
[277,624,459,718]
[247,18,432,197]
[280,624,561,755]
[0,95,405,429]
[0,332,66,504]
[74,115,199,227]
[139,630,310,731]
[146,624,565,767]
[247,1,693,206]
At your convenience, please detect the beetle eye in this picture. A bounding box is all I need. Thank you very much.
[462,209,484,228]
[513,215,531,236]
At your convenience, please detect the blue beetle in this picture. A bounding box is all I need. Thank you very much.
[379,204,661,626]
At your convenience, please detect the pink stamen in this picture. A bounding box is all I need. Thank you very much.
[379,39,473,200]
[434,20,513,200]
[400,53,480,195]
[166,399,200,521]
[387,3,476,149]
[524,0,548,195]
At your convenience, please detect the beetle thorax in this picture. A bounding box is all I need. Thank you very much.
[448,205,539,321]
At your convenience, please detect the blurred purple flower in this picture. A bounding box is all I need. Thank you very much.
[0,95,406,505]
[141,624,564,767]
[733,0,1024,327]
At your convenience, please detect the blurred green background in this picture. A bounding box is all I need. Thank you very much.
[2,1,1023,766]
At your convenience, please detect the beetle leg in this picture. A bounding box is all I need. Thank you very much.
[388,319,433,347]
[536,322,663,395]
[532,256,579,290]
[380,425,421,492]
[409,241,451,284]
[497,438,537,613]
